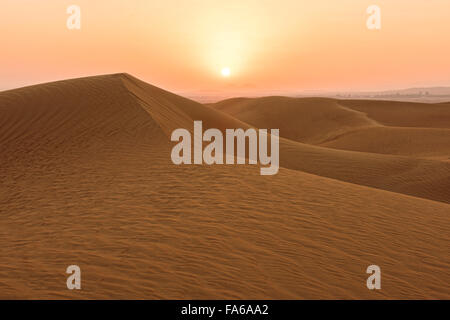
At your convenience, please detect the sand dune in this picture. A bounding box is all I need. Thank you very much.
[212,96,450,145]
[212,96,450,203]
[320,126,450,160]
[1,74,449,299]
[339,99,450,128]
[212,97,379,144]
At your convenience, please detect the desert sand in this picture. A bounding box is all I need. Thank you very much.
[0,74,449,299]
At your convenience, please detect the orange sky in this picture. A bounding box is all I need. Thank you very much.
[1,0,450,97]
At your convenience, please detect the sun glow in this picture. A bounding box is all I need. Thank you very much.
[221,67,231,77]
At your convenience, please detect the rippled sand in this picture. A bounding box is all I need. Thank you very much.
[0,74,449,298]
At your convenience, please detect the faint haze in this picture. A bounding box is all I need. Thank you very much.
[183,87,450,103]
[1,0,450,95]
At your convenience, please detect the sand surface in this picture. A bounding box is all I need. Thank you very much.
[1,74,449,299]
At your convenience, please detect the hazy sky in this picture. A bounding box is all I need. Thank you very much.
[2,0,450,96]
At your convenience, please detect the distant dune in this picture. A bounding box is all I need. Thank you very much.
[1,74,449,299]
[211,97,450,203]
[212,97,379,145]
[330,87,450,103]
[321,126,450,160]
[212,97,450,143]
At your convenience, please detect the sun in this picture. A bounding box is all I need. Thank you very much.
[221,67,231,77]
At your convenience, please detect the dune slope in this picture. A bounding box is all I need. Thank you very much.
[211,96,450,203]
[320,126,450,160]
[212,97,379,144]
[339,99,450,128]
[212,97,450,154]
[1,74,449,299]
